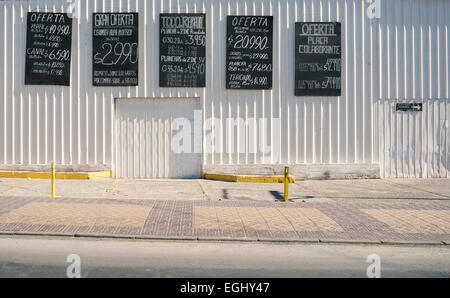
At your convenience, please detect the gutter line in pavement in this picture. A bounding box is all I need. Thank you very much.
[0,231,448,247]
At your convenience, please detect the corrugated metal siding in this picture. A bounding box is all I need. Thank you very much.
[377,0,449,178]
[0,0,448,178]
[115,99,202,179]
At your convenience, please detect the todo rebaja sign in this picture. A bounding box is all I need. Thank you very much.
[159,13,206,88]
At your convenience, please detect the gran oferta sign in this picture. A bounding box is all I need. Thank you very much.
[92,13,139,86]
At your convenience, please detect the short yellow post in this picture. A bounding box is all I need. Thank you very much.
[284,166,289,202]
[51,162,56,198]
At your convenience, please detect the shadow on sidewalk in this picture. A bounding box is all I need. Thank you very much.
[269,191,315,202]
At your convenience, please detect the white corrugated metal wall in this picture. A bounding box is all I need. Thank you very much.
[376,0,449,178]
[115,98,202,178]
[0,0,448,178]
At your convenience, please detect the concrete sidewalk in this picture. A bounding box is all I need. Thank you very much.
[0,178,449,244]
[1,178,449,202]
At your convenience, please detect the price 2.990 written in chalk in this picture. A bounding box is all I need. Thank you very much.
[94,42,138,66]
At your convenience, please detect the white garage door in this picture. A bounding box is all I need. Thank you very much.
[115,99,202,179]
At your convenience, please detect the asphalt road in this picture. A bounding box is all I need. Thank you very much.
[0,236,449,278]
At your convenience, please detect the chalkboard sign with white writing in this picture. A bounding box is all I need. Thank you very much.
[159,13,206,88]
[295,22,341,96]
[226,16,273,90]
[93,13,139,86]
[25,12,73,86]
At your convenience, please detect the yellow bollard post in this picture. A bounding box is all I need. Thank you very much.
[284,167,289,202]
[51,162,56,198]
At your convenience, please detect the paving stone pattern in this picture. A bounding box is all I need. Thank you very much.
[0,196,449,243]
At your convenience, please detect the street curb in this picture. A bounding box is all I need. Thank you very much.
[0,231,448,246]
[379,240,447,246]
[318,239,382,245]
[257,238,319,243]
[197,236,260,242]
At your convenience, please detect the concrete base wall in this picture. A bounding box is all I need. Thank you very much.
[0,164,110,173]
[1,164,381,180]
[203,164,381,180]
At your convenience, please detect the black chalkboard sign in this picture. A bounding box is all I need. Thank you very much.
[93,13,139,86]
[226,16,273,90]
[159,13,206,88]
[295,22,341,96]
[25,12,73,86]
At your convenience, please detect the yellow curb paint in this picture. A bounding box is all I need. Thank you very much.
[198,180,214,201]
[102,179,121,198]
[0,171,112,180]
[203,173,238,182]
[202,173,295,184]
[0,180,35,196]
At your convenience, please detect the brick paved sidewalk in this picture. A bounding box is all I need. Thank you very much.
[0,196,449,244]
